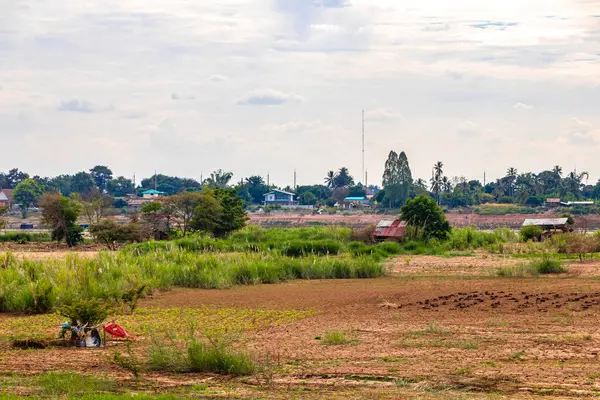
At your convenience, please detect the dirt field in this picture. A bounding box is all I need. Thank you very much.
[3,254,600,398]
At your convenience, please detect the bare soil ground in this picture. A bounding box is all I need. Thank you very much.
[4,254,600,398]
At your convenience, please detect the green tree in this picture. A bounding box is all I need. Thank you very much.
[89,165,113,192]
[244,176,270,204]
[13,178,44,218]
[73,189,114,225]
[213,188,248,237]
[107,176,135,197]
[381,151,413,208]
[167,191,206,235]
[71,172,97,195]
[324,171,337,189]
[189,194,223,233]
[431,161,444,204]
[203,170,233,189]
[333,167,354,188]
[400,196,451,240]
[39,193,83,246]
[299,191,317,205]
[6,168,29,188]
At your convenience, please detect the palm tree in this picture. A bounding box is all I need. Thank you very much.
[415,178,428,190]
[324,171,337,189]
[334,167,354,188]
[204,169,233,188]
[441,176,453,193]
[506,167,518,198]
[553,165,563,177]
[433,162,444,181]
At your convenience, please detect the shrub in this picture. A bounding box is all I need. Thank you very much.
[535,259,566,274]
[322,330,347,345]
[0,232,32,243]
[400,196,451,240]
[38,372,116,397]
[283,240,341,257]
[113,341,142,380]
[59,299,112,326]
[519,225,543,242]
[148,331,255,376]
[351,225,376,244]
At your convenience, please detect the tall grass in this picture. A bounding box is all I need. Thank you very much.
[0,247,385,313]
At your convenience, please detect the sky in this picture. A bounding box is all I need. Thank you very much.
[1,0,600,187]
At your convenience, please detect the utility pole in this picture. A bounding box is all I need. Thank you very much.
[293,169,297,191]
[267,173,270,187]
[483,170,486,186]
[133,173,137,196]
[365,170,368,190]
[362,109,365,185]
[154,170,157,191]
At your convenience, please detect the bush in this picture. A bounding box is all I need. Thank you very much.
[351,225,376,244]
[283,240,341,257]
[519,225,543,242]
[59,299,112,326]
[0,232,32,243]
[535,259,566,274]
[322,330,347,345]
[148,331,255,376]
[400,196,451,240]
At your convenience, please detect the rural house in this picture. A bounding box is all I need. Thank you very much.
[141,189,165,199]
[340,196,370,210]
[263,189,297,206]
[522,218,571,238]
[0,189,14,209]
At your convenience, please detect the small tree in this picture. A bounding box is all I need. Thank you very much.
[213,188,248,237]
[565,233,598,263]
[400,196,451,240]
[13,178,44,218]
[190,194,223,234]
[519,225,543,242]
[166,192,205,235]
[89,219,143,250]
[39,193,83,247]
[73,189,114,225]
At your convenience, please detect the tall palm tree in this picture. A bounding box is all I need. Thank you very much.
[324,170,337,189]
[334,167,354,188]
[415,178,428,190]
[506,167,518,198]
[204,169,233,188]
[441,176,453,193]
[553,165,563,177]
[433,162,444,181]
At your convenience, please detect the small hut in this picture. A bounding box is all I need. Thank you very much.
[373,219,406,242]
[522,218,570,238]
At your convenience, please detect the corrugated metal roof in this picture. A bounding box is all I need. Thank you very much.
[522,218,569,227]
[344,197,368,201]
[376,220,395,228]
[374,219,406,239]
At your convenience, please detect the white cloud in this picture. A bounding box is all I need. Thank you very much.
[261,120,324,133]
[564,118,600,145]
[236,89,305,106]
[208,74,229,82]
[365,108,405,121]
[58,98,114,113]
[513,102,534,111]
[457,120,482,137]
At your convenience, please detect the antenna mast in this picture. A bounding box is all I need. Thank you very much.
[362,110,365,185]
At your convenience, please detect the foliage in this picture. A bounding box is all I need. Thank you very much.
[38,372,116,397]
[58,298,112,325]
[401,196,451,240]
[73,188,114,224]
[13,178,44,217]
[148,330,255,376]
[189,193,223,234]
[140,174,201,195]
[113,341,142,380]
[382,151,413,207]
[212,188,248,237]
[89,219,144,249]
[519,225,543,242]
[496,259,566,276]
[203,169,233,189]
[89,165,113,192]
[39,193,83,246]
[563,233,598,262]
[0,206,7,230]
[0,232,51,243]
[322,330,347,345]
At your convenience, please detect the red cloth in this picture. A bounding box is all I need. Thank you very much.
[104,323,134,339]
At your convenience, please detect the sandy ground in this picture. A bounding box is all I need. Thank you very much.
[4,254,600,398]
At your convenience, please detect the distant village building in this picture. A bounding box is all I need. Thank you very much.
[0,189,14,209]
[546,198,561,207]
[141,189,166,199]
[560,201,594,207]
[263,189,298,206]
[340,196,370,210]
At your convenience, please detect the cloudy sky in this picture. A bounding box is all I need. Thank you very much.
[1,0,599,187]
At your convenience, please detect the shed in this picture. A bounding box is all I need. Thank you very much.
[373,219,406,242]
[522,218,571,237]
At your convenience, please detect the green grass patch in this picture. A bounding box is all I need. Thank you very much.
[38,372,117,396]
[321,330,348,346]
